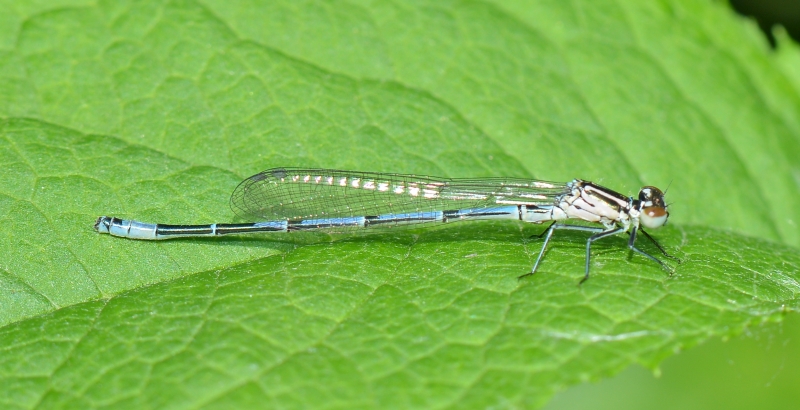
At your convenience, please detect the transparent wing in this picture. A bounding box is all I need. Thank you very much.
[230,168,569,227]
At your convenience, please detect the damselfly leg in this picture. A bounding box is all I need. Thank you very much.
[638,228,682,263]
[520,223,675,284]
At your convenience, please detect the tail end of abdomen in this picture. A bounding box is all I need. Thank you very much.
[94,216,159,240]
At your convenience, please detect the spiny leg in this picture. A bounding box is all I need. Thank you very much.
[518,223,556,280]
[581,227,626,284]
[627,226,672,274]
[519,223,606,281]
[639,227,681,263]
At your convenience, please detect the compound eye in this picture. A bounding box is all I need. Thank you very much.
[638,188,652,202]
[640,206,668,229]
[639,186,664,202]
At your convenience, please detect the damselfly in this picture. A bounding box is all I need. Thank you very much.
[95,168,680,282]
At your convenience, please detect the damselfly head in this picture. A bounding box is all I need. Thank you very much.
[638,186,669,229]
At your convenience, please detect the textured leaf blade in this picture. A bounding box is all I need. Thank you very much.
[0,0,799,409]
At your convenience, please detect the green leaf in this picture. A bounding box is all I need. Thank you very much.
[0,0,799,409]
[544,312,800,410]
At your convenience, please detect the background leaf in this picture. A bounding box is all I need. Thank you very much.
[1,0,799,409]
